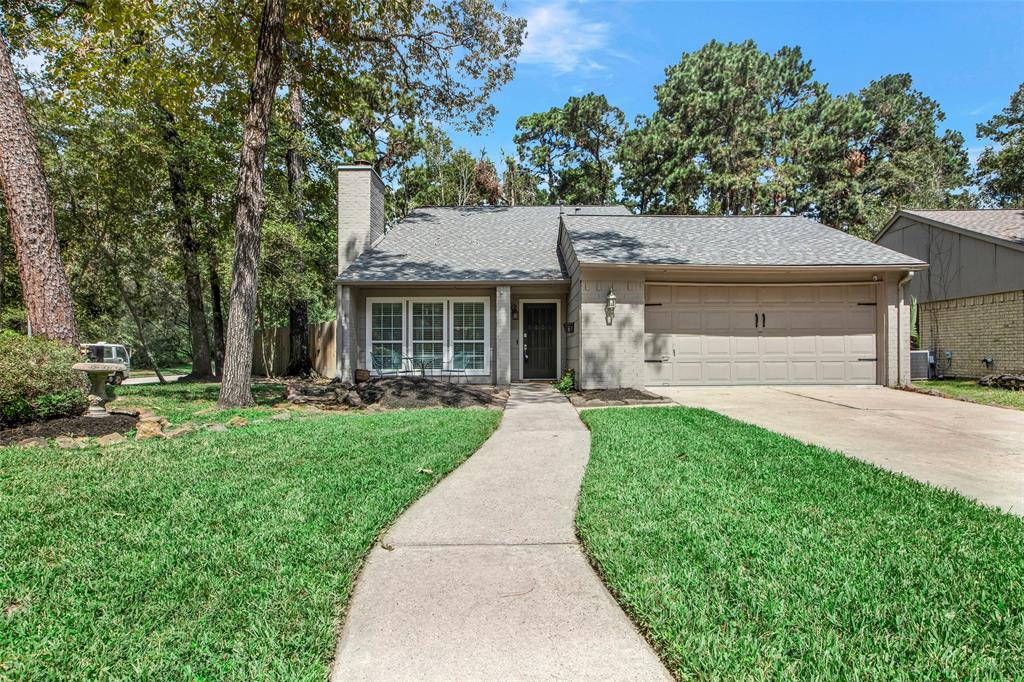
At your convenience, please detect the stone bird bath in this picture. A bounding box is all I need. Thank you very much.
[72,362,127,417]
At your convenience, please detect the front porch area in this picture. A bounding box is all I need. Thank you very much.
[335,282,570,386]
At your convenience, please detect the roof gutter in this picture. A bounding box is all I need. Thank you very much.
[334,277,569,286]
[578,262,929,272]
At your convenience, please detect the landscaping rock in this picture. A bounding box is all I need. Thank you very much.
[17,437,48,448]
[269,411,292,421]
[226,416,248,428]
[344,391,364,408]
[207,423,229,433]
[135,419,165,440]
[979,374,1024,391]
[164,423,196,439]
[54,436,88,449]
[96,433,126,446]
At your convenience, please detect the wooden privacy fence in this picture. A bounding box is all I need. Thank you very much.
[253,320,336,377]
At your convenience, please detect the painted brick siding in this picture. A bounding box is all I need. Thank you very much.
[579,271,645,389]
[337,166,385,273]
[921,290,1024,377]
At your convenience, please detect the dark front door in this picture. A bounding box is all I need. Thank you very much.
[523,303,557,379]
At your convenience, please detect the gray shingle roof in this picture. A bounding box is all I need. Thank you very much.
[564,214,925,267]
[900,209,1024,246]
[338,205,630,282]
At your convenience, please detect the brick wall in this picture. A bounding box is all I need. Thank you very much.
[920,290,1024,378]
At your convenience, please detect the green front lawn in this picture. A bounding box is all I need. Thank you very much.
[1,387,500,679]
[915,379,1024,411]
[578,407,1024,680]
[113,381,284,425]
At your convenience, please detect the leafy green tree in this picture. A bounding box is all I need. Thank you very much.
[976,82,1024,207]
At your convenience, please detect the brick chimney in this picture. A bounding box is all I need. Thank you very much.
[337,162,385,275]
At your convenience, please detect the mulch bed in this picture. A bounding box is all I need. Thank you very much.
[0,413,139,446]
[569,387,672,408]
[284,377,508,411]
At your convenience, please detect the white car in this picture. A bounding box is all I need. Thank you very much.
[81,343,131,384]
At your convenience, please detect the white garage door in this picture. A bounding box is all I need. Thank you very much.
[644,284,878,385]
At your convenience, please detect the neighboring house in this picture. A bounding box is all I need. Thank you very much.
[875,209,1024,378]
[335,164,925,388]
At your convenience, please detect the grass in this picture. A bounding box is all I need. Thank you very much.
[1,383,500,679]
[577,406,1024,680]
[914,379,1024,411]
[130,363,192,378]
[111,381,284,425]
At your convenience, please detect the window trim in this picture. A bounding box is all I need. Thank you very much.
[408,297,448,375]
[365,296,491,377]
[449,296,490,376]
[366,298,407,372]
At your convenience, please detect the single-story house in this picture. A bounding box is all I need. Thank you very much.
[874,209,1024,377]
[334,164,926,388]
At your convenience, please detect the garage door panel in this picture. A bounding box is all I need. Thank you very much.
[645,360,672,385]
[761,335,790,355]
[645,334,672,359]
[762,361,789,382]
[702,335,730,356]
[674,335,702,356]
[846,333,876,355]
[702,288,731,303]
[789,335,818,355]
[646,309,672,333]
[849,360,877,382]
[703,310,731,330]
[732,362,761,382]
[819,334,847,355]
[643,285,878,386]
[790,361,819,381]
[647,286,672,304]
[731,335,760,355]
[847,308,875,330]
[731,287,758,303]
[673,363,702,383]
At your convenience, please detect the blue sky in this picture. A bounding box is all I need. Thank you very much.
[449,1,1024,163]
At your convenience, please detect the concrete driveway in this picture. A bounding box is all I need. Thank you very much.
[652,386,1024,516]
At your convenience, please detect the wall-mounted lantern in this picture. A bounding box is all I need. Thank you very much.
[604,288,617,325]
[511,302,519,321]
[562,321,575,334]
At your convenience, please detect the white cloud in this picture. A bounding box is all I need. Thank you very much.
[518,2,611,74]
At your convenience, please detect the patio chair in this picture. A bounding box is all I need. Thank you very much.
[441,351,470,384]
[370,351,423,378]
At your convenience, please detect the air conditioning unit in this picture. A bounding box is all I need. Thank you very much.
[910,350,931,380]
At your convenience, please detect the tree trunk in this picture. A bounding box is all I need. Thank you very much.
[284,55,311,376]
[0,36,79,345]
[157,106,213,377]
[206,244,226,375]
[218,0,287,407]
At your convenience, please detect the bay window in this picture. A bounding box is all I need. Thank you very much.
[366,297,490,375]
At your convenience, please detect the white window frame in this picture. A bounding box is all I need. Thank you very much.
[518,299,562,381]
[408,297,448,376]
[449,296,490,376]
[367,297,407,372]
[365,296,491,377]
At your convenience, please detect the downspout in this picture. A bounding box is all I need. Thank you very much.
[897,271,914,385]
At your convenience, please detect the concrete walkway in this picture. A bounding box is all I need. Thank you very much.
[331,384,670,681]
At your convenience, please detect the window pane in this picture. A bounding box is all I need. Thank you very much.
[372,343,403,369]
[371,302,403,342]
[453,302,484,341]
[412,302,444,342]
[453,342,484,370]
[413,342,444,369]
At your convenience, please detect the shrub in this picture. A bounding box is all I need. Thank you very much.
[0,331,86,426]
[554,368,576,393]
